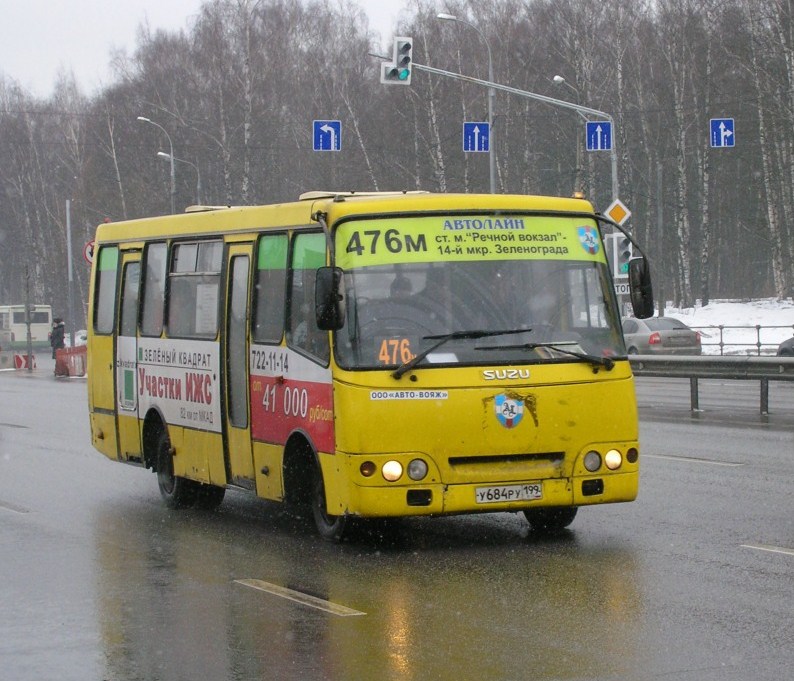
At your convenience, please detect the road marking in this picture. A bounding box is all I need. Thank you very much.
[234,579,366,617]
[645,454,745,467]
[0,421,28,429]
[0,500,30,514]
[741,543,794,557]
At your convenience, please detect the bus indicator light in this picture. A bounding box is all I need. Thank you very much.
[407,459,428,481]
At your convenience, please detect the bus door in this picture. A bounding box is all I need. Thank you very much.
[223,244,255,487]
[116,253,142,462]
[89,245,121,459]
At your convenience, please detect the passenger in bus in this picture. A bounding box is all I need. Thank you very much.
[390,275,413,300]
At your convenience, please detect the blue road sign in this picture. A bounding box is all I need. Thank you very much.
[710,118,735,148]
[463,122,489,152]
[586,121,612,151]
[313,120,341,151]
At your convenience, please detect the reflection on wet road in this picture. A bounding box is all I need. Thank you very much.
[0,366,792,680]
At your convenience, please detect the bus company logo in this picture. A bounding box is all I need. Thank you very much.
[577,226,599,255]
[495,394,524,429]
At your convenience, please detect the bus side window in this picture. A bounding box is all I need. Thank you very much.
[119,262,141,337]
[167,241,222,339]
[252,233,288,344]
[94,246,119,335]
[287,232,328,363]
[141,242,167,337]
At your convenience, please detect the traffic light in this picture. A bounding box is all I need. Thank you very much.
[380,37,413,85]
[616,236,633,277]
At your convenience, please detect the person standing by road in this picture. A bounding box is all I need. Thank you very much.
[50,317,65,359]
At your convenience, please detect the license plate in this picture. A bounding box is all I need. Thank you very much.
[475,483,543,504]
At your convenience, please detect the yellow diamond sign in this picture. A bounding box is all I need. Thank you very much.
[606,199,631,226]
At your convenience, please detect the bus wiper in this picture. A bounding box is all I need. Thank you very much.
[392,329,529,379]
[476,341,615,373]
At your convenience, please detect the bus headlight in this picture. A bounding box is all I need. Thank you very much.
[382,460,403,482]
[583,450,602,472]
[407,459,428,481]
[604,449,623,470]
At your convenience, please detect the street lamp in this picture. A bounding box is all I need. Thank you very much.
[437,12,496,194]
[137,116,175,214]
[551,75,618,201]
[552,75,585,193]
[158,152,201,205]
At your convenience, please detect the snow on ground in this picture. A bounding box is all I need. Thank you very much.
[661,298,794,355]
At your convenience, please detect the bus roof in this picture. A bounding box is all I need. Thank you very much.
[93,191,597,244]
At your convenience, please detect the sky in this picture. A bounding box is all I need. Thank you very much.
[0,0,406,98]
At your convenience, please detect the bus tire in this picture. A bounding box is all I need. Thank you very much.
[311,466,348,543]
[523,506,578,534]
[155,429,198,509]
[195,484,225,511]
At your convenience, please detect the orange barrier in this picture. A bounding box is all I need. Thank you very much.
[14,353,37,370]
[55,346,87,377]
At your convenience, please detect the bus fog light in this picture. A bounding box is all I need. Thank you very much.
[407,459,428,481]
[626,447,639,464]
[584,450,601,472]
[382,460,403,482]
[360,461,376,477]
[605,449,623,470]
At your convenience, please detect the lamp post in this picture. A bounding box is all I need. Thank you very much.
[137,116,175,214]
[437,12,496,194]
[65,199,75,349]
[552,75,584,193]
[158,152,201,205]
[551,75,618,201]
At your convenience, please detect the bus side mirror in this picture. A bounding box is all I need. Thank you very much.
[628,257,654,319]
[315,267,345,331]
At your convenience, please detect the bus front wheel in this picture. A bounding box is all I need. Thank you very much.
[155,429,199,509]
[523,506,578,534]
[312,468,349,542]
[195,484,226,510]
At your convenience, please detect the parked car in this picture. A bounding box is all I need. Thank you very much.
[64,329,87,347]
[778,336,794,356]
[622,317,702,355]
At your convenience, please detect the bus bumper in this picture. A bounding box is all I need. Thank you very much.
[324,466,638,518]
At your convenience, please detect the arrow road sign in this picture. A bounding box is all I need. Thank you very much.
[313,120,341,151]
[586,121,612,151]
[463,121,490,152]
[710,118,735,148]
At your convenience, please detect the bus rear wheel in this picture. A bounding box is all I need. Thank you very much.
[155,429,199,509]
[523,506,578,534]
[312,468,349,542]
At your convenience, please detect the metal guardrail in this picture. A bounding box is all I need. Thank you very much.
[628,354,794,415]
[688,323,794,355]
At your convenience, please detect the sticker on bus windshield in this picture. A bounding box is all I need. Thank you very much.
[336,216,606,269]
[577,226,600,255]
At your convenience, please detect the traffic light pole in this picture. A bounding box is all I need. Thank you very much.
[410,61,619,200]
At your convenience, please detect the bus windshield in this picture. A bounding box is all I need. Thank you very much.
[334,214,626,370]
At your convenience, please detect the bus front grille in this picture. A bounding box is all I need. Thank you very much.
[448,452,564,467]
[445,452,565,484]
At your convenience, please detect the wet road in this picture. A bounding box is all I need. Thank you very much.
[1,362,792,680]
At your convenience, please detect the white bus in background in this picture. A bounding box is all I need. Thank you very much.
[0,304,53,349]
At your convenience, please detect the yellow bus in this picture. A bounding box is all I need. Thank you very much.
[87,191,654,541]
